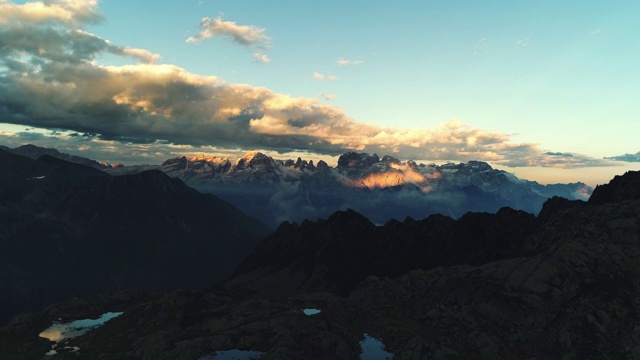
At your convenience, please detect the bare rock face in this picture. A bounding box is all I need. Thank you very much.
[337,152,381,169]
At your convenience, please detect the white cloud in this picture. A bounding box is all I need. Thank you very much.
[313,72,337,81]
[319,93,336,101]
[337,58,364,66]
[186,16,271,49]
[252,52,270,63]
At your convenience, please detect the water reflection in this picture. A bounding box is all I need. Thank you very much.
[39,311,123,356]
[359,333,393,360]
[301,308,321,316]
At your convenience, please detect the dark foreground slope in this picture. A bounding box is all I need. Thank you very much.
[2,171,640,359]
[222,207,536,297]
[0,149,270,325]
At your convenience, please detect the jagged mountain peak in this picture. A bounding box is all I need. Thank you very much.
[237,150,268,163]
[381,154,401,164]
[337,152,380,169]
[188,153,229,164]
[232,151,275,170]
[161,155,188,167]
[588,170,640,205]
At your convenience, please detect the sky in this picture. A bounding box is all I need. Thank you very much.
[1,0,639,187]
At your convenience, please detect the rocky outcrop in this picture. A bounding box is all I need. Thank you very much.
[348,189,640,358]
[337,152,381,169]
[588,170,640,205]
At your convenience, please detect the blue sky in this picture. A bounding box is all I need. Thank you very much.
[1,0,639,186]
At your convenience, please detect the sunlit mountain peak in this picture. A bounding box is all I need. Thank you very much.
[188,153,229,164]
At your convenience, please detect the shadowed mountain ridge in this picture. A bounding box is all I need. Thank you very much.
[0,148,270,325]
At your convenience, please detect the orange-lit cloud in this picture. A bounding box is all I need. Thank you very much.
[0,0,102,26]
[0,0,615,170]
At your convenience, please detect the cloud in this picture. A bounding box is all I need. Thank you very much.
[0,14,159,65]
[337,58,363,66]
[0,0,615,169]
[0,0,103,26]
[605,152,640,162]
[186,16,271,49]
[313,72,338,80]
[113,46,161,64]
[252,52,270,63]
[545,152,573,157]
[319,93,336,101]
[0,130,17,137]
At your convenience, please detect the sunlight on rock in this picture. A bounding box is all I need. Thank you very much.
[39,312,123,356]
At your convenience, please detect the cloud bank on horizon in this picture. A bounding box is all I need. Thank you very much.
[605,152,640,163]
[0,0,620,169]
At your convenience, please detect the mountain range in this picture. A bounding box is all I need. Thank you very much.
[1,167,639,359]
[104,149,592,227]
[1,144,592,228]
[4,143,635,359]
[0,144,120,170]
